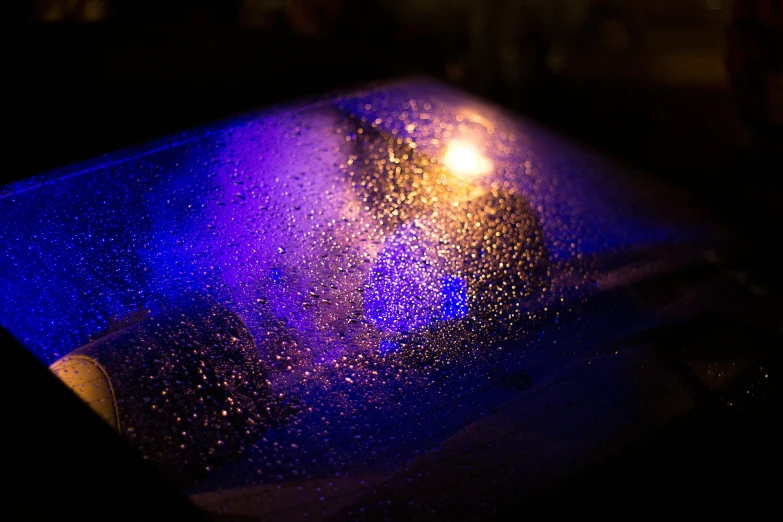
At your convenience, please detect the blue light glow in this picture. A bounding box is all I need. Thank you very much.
[1,81,706,366]
[0,81,721,507]
[441,275,468,320]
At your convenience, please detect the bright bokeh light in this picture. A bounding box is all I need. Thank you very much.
[443,141,492,178]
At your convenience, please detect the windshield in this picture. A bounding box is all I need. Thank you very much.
[1,80,713,520]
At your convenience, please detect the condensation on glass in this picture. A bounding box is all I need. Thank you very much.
[1,80,715,520]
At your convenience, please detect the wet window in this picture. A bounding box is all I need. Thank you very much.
[1,80,720,520]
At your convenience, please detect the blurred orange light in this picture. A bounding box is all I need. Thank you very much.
[443,141,492,178]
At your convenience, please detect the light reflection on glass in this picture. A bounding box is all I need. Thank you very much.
[0,80,713,522]
[443,140,493,178]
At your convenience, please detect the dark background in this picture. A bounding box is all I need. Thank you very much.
[2,1,780,520]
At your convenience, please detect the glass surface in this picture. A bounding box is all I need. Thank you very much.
[1,80,716,520]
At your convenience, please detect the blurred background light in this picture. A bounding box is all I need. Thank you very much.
[443,141,492,178]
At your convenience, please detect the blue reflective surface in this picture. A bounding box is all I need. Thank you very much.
[0,81,714,515]
[1,82,703,364]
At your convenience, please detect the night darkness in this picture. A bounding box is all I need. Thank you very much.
[2,1,781,521]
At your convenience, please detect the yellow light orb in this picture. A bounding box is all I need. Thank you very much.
[443,141,492,178]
